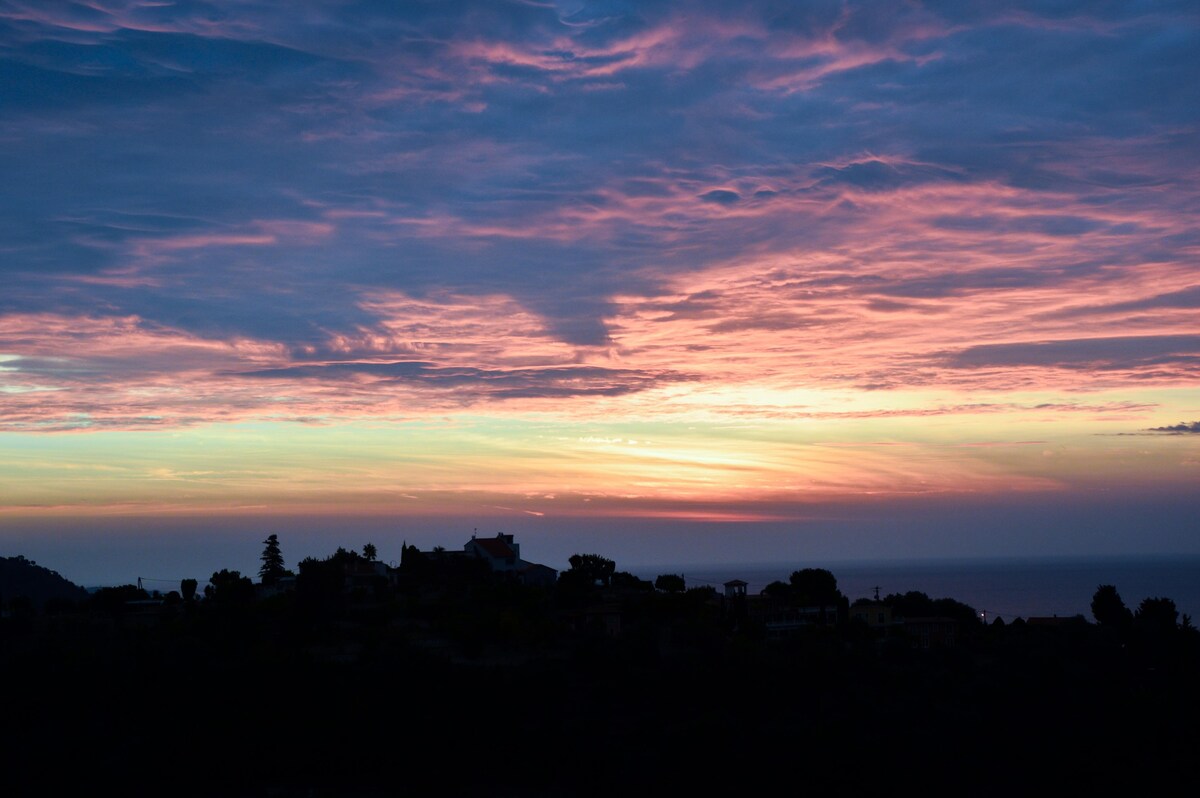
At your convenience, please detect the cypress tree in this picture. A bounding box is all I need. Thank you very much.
[259,534,286,585]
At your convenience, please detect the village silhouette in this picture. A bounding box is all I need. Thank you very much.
[3,533,1199,796]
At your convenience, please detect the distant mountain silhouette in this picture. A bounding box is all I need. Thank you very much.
[0,555,89,608]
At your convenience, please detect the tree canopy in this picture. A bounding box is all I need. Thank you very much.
[884,590,980,627]
[1091,584,1132,628]
[1135,596,1179,632]
[567,554,616,588]
[655,574,686,593]
[206,570,255,605]
[788,568,842,605]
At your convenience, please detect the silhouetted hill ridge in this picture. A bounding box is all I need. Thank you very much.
[0,554,89,608]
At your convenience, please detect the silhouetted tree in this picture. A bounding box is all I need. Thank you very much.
[612,571,653,591]
[297,555,343,607]
[1091,584,1132,628]
[655,574,686,593]
[181,578,198,603]
[932,597,979,627]
[259,534,287,585]
[1135,596,1179,632]
[89,584,150,613]
[295,548,367,611]
[400,543,428,575]
[789,568,841,605]
[762,580,791,601]
[362,542,378,561]
[206,569,254,605]
[884,590,979,627]
[567,554,616,588]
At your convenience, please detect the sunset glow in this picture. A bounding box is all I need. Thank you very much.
[1,1,1197,579]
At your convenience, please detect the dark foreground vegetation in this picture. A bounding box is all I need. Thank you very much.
[2,544,1199,796]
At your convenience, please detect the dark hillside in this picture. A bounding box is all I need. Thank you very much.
[3,549,1199,796]
[0,554,89,609]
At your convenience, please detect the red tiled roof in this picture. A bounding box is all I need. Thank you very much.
[471,537,514,559]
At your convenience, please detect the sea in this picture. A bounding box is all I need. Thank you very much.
[631,555,1200,623]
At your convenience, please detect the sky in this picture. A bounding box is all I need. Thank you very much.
[1,0,1198,585]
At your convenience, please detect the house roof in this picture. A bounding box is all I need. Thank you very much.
[518,561,556,574]
[470,536,515,559]
[1026,616,1079,626]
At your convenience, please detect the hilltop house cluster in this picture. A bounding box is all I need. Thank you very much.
[52,533,970,651]
[455,532,558,587]
[259,532,559,597]
[256,533,963,648]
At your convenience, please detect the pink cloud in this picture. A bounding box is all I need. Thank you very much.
[138,233,277,253]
